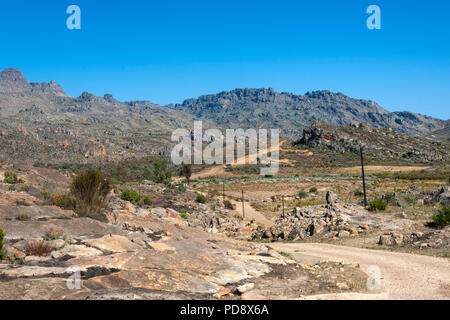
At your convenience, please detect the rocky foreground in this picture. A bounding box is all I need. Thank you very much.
[1,165,448,300]
[0,187,368,300]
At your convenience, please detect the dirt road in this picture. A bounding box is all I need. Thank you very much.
[270,242,450,300]
[174,141,283,181]
[228,198,273,227]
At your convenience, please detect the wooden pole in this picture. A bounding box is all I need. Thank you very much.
[360,146,367,208]
[222,181,225,202]
[241,190,245,219]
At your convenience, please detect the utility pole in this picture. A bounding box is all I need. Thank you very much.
[360,146,367,208]
[241,190,245,219]
[222,181,225,202]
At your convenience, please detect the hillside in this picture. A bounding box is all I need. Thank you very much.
[174,88,444,137]
[0,69,199,164]
[289,122,450,165]
[427,120,450,142]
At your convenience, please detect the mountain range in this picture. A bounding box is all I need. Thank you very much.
[0,68,448,164]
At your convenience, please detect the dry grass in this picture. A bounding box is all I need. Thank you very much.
[44,226,65,240]
[25,240,54,257]
[17,210,31,221]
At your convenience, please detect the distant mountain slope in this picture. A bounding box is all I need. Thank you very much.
[174,88,444,136]
[426,120,450,142]
[0,68,199,164]
[0,68,446,164]
[0,68,197,132]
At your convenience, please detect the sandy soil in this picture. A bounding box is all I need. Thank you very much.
[336,165,429,174]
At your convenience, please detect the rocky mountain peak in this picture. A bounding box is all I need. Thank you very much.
[0,68,68,98]
[175,88,443,136]
[0,68,28,83]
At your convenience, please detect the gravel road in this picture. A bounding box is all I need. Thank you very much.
[270,242,450,300]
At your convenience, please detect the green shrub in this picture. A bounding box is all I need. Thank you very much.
[196,193,207,203]
[179,212,188,219]
[383,192,397,205]
[232,213,242,221]
[404,194,416,205]
[223,200,236,210]
[177,184,186,192]
[0,228,5,260]
[309,187,318,193]
[70,169,111,219]
[3,171,18,184]
[368,198,387,211]
[178,164,192,182]
[142,195,153,206]
[144,158,172,184]
[42,191,76,210]
[120,189,141,203]
[432,206,450,229]
[354,189,364,197]
[298,190,307,199]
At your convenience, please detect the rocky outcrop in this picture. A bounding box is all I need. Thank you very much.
[252,193,370,241]
[0,188,299,300]
[425,186,450,207]
[292,122,449,163]
[378,228,450,249]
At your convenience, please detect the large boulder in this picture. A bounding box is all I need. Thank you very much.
[307,219,326,236]
[326,191,338,207]
[431,186,450,207]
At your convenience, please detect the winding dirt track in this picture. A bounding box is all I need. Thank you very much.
[173,141,283,182]
[270,242,450,300]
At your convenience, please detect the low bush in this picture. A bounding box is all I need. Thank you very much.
[309,187,318,193]
[42,191,76,210]
[179,212,188,219]
[143,158,172,184]
[383,192,397,205]
[0,228,5,260]
[232,214,242,221]
[178,164,192,182]
[45,226,65,240]
[17,211,31,221]
[120,189,141,203]
[432,206,450,229]
[196,193,207,203]
[223,200,236,210]
[298,190,307,199]
[25,240,54,257]
[70,169,111,218]
[142,195,153,206]
[3,171,18,184]
[368,198,387,211]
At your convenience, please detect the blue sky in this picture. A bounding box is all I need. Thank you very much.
[0,0,449,119]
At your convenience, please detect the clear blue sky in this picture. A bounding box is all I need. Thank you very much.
[0,0,449,119]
